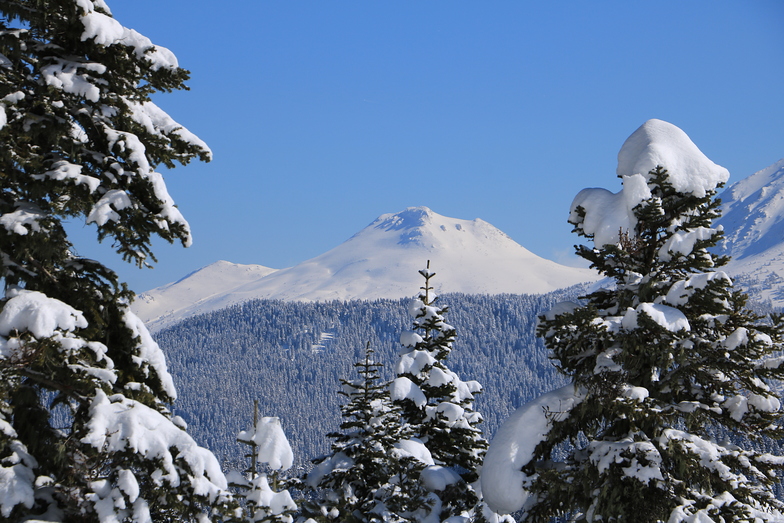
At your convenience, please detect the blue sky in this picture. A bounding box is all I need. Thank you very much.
[73,1,784,293]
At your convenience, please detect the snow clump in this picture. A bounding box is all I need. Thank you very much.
[480,383,584,514]
[571,119,730,248]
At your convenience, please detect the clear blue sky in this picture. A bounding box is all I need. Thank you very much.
[71,1,784,293]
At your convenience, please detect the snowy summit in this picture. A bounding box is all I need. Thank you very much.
[133,207,598,331]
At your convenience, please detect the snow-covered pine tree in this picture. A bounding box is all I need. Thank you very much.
[392,263,493,521]
[302,343,432,523]
[481,119,784,522]
[0,1,230,521]
[231,404,297,523]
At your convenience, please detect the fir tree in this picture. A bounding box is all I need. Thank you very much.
[302,343,432,523]
[0,1,229,521]
[392,263,493,521]
[232,403,297,523]
[485,121,784,522]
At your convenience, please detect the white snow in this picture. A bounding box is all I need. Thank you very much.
[79,8,178,71]
[481,383,584,514]
[40,58,105,102]
[305,452,354,488]
[400,330,424,348]
[32,160,101,192]
[622,385,649,402]
[663,272,731,306]
[747,393,781,415]
[132,207,599,331]
[715,158,784,309]
[237,417,294,471]
[435,402,465,423]
[570,173,652,248]
[616,119,729,197]
[722,327,748,351]
[117,469,140,502]
[390,377,427,407]
[621,303,690,332]
[131,261,277,331]
[0,289,87,339]
[123,309,177,400]
[420,466,461,492]
[658,226,720,262]
[245,474,296,518]
[396,349,436,376]
[81,390,228,498]
[126,100,211,160]
[393,438,434,465]
[588,436,663,483]
[541,301,579,322]
[571,120,729,248]
[86,189,132,227]
[0,202,46,236]
[0,424,37,518]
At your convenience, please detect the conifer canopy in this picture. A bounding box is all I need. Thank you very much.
[0,1,227,521]
[482,120,784,522]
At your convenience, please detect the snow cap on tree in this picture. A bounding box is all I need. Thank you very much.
[238,416,294,472]
[570,118,729,248]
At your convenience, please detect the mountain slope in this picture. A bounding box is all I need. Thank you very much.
[132,260,278,330]
[715,158,784,306]
[133,207,598,331]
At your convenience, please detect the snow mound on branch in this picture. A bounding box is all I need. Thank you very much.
[123,309,177,400]
[78,1,178,71]
[481,383,584,515]
[617,119,729,197]
[246,474,297,517]
[571,120,729,248]
[621,303,690,332]
[0,289,87,338]
[570,173,651,247]
[81,390,228,498]
[0,420,37,518]
[237,417,294,471]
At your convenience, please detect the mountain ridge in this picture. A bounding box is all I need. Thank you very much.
[132,206,599,331]
[715,158,784,307]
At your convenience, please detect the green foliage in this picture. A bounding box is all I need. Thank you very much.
[529,167,784,522]
[301,344,431,523]
[394,265,494,521]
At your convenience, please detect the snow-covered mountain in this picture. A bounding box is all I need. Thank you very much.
[716,159,784,306]
[133,207,599,331]
[132,261,278,330]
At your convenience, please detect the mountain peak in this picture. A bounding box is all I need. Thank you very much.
[371,207,435,246]
[374,206,435,229]
[133,207,599,331]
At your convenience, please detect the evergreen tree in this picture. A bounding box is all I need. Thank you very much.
[392,263,493,521]
[302,343,432,523]
[0,1,229,521]
[232,404,297,523]
[484,121,784,522]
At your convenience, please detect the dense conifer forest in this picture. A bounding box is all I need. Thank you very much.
[155,288,587,470]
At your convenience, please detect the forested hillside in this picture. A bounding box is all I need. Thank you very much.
[155,288,587,471]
